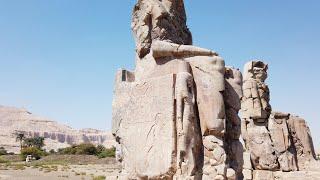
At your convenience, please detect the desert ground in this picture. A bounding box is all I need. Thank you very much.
[0,155,120,180]
[1,154,320,180]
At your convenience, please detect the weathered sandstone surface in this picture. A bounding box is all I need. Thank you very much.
[113,0,238,179]
[112,0,319,179]
[240,61,318,179]
[0,106,115,153]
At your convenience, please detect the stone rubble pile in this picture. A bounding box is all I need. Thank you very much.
[112,0,318,179]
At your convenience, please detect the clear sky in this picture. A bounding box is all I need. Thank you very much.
[0,1,319,149]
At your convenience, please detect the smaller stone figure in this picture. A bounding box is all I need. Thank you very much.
[241,61,279,171]
[241,61,271,121]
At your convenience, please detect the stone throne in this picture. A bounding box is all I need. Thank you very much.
[112,0,242,179]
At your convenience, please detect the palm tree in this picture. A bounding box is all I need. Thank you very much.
[23,138,34,148]
[23,137,45,149]
[15,132,25,151]
[33,137,45,149]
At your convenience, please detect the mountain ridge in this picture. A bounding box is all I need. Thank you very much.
[0,105,115,153]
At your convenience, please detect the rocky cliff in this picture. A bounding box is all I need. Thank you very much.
[0,106,115,153]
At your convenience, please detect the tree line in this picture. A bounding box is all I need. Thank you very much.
[12,131,115,160]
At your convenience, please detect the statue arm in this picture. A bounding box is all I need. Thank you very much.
[151,40,218,59]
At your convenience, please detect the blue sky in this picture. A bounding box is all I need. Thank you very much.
[0,1,319,148]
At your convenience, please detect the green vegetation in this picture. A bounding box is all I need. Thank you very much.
[12,133,115,163]
[23,137,45,149]
[15,132,25,151]
[20,147,48,160]
[93,176,106,180]
[96,145,106,154]
[0,147,8,155]
[97,147,116,159]
[0,157,8,163]
[74,143,97,155]
[57,143,97,155]
[15,132,45,150]
[14,133,47,160]
[57,143,115,158]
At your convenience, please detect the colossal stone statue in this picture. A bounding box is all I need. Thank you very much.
[112,1,318,180]
[112,0,239,179]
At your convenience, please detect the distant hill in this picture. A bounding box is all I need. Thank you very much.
[0,105,115,153]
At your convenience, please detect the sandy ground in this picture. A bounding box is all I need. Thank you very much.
[1,159,319,179]
[0,164,120,180]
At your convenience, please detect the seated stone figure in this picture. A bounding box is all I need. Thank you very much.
[133,0,227,149]
[113,0,246,180]
[133,0,226,135]
[113,0,238,179]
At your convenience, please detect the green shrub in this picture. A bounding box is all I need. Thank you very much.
[75,143,97,155]
[96,145,106,154]
[0,157,8,163]
[49,149,55,154]
[58,146,77,155]
[97,147,116,159]
[23,137,45,149]
[0,147,8,155]
[20,147,47,160]
[57,144,115,158]
[58,143,97,155]
[93,176,106,180]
